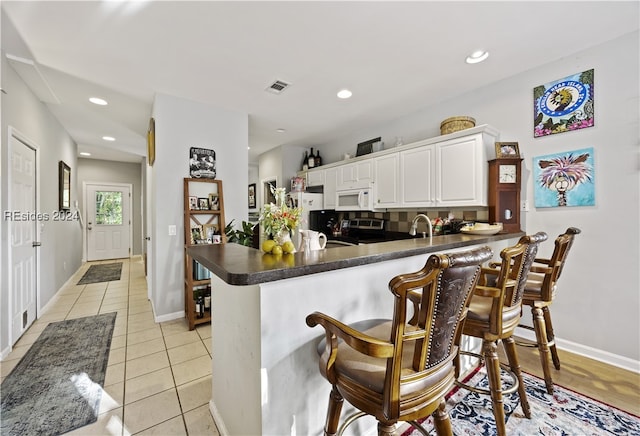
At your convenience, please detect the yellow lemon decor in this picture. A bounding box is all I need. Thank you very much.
[259,186,302,254]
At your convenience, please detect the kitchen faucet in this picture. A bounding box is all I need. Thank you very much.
[409,214,433,243]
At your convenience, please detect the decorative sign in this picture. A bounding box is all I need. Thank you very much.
[534,69,594,137]
[189,147,216,179]
[533,147,595,208]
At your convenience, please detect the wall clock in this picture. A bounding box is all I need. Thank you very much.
[488,158,523,233]
[147,117,155,166]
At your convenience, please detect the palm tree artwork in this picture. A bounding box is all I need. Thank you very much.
[534,148,595,208]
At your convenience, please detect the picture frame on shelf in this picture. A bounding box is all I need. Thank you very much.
[190,224,204,245]
[248,183,256,209]
[202,224,218,243]
[495,142,520,158]
[189,196,198,210]
[198,197,209,210]
[209,193,219,210]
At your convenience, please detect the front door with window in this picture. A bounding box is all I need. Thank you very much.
[86,184,131,261]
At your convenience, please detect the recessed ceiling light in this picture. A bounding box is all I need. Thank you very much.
[89,97,108,105]
[276,128,286,133]
[80,152,91,156]
[102,136,115,141]
[337,89,353,99]
[466,50,489,64]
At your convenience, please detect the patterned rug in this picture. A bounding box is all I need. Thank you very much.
[402,365,640,436]
[1,313,117,436]
[77,262,123,285]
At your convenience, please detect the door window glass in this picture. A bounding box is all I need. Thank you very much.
[95,191,123,225]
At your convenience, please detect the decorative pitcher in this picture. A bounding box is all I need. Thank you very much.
[298,229,327,252]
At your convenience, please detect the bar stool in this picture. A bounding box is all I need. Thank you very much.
[306,246,493,436]
[517,227,581,393]
[455,232,548,436]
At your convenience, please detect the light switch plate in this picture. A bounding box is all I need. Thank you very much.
[168,225,176,236]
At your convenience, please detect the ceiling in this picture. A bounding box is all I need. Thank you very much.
[2,1,638,164]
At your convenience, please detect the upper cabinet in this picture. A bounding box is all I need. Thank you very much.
[373,153,400,208]
[435,133,492,207]
[306,169,325,187]
[400,145,435,207]
[323,167,339,209]
[300,125,499,211]
[338,159,373,189]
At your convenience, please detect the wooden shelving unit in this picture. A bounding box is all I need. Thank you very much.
[183,177,226,330]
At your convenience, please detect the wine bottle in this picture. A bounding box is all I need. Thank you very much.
[315,149,322,167]
[198,294,205,318]
[302,151,308,171]
[195,292,202,318]
[308,148,315,168]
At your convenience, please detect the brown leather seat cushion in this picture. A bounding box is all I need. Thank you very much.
[317,319,454,398]
[466,295,520,325]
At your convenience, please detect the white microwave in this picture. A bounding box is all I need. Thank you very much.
[335,186,374,211]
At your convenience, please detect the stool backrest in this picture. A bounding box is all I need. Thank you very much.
[384,246,492,418]
[541,227,581,301]
[508,232,548,307]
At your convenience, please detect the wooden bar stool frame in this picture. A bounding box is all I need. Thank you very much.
[454,232,548,436]
[307,247,493,436]
[517,227,581,394]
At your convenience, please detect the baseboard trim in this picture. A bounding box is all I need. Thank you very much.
[209,400,229,435]
[153,309,184,324]
[514,327,640,374]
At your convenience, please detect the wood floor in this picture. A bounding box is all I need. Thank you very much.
[503,342,640,416]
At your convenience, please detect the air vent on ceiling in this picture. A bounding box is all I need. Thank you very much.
[266,79,291,94]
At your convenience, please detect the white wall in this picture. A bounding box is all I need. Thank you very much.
[312,32,640,363]
[1,12,82,353]
[149,93,248,321]
[77,158,144,256]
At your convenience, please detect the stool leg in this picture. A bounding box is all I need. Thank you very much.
[503,336,531,418]
[532,307,554,394]
[325,386,343,436]
[432,399,453,436]
[483,340,507,436]
[543,306,561,370]
[377,422,396,436]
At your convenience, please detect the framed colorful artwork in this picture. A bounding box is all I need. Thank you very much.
[533,69,594,137]
[533,147,595,208]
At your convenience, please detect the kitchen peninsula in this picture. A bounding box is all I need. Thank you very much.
[188,232,524,435]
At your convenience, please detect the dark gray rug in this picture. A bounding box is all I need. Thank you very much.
[0,313,117,435]
[77,262,123,285]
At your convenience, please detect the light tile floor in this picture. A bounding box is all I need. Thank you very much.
[1,256,219,435]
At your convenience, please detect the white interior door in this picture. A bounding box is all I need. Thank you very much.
[86,183,131,261]
[10,135,38,344]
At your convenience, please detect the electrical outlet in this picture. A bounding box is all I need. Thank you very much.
[168,225,177,236]
[521,200,530,212]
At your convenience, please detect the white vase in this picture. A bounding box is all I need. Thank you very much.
[273,230,295,251]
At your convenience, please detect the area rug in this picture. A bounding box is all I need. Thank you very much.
[1,313,117,436]
[77,262,123,285]
[402,365,640,436]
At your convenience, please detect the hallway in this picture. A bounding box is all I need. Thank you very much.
[0,256,219,435]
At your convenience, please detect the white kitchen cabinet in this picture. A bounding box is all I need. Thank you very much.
[400,146,436,207]
[396,129,496,208]
[435,133,488,207]
[338,159,373,189]
[323,167,339,209]
[306,168,324,187]
[373,153,400,207]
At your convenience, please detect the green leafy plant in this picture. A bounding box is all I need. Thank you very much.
[225,219,256,247]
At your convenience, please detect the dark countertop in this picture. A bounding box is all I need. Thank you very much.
[187,232,525,286]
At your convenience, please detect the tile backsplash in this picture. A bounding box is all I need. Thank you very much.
[344,208,489,232]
